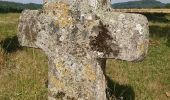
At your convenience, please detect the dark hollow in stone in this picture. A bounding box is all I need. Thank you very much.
[89,21,120,57]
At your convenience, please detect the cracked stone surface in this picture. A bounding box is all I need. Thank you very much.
[18,0,149,99]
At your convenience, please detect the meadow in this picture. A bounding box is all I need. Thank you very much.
[0,13,170,100]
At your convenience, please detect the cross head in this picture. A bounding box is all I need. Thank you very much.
[18,0,149,99]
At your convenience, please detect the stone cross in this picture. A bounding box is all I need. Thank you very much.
[18,0,149,99]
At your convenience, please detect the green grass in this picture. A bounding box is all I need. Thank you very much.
[0,13,170,100]
[0,13,19,40]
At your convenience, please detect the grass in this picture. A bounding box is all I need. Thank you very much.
[106,13,170,100]
[0,13,19,40]
[0,13,170,100]
[0,13,48,100]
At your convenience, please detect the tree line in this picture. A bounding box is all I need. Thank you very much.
[0,1,42,13]
[165,4,170,8]
[0,1,169,13]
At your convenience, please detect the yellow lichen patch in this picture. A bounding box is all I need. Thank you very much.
[43,2,73,28]
[55,61,72,77]
[66,85,75,94]
[63,68,72,77]
[83,64,96,81]
[137,42,145,55]
[49,75,65,89]
[55,61,64,70]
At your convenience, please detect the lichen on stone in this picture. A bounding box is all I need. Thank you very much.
[18,0,149,99]
[49,75,65,89]
[83,64,96,81]
[24,20,37,42]
[43,2,73,28]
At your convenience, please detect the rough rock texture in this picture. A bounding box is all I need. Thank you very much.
[18,0,149,100]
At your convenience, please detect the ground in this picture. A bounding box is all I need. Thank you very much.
[0,13,170,100]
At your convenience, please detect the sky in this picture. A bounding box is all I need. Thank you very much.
[112,0,170,3]
[1,0,170,4]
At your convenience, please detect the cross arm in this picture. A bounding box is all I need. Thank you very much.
[91,11,149,61]
[18,10,40,48]
[18,9,57,56]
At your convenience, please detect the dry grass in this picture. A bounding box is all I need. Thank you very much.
[0,48,48,100]
[106,13,170,100]
[0,48,5,71]
[0,13,48,100]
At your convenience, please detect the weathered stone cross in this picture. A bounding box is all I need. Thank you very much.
[18,0,149,99]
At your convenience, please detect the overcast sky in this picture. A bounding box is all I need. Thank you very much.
[1,0,170,4]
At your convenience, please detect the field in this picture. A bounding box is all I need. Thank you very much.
[113,9,170,13]
[0,13,170,100]
[0,13,48,100]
